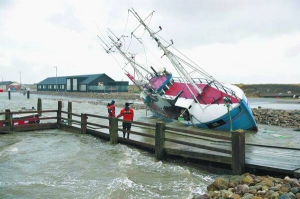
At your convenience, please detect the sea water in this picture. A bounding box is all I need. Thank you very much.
[0,92,299,199]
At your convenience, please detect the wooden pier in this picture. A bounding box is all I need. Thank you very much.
[1,100,299,177]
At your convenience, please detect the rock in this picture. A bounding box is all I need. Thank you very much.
[229,194,241,199]
[240,193,254,199]
[207,183,218,191]
[264,190,275,199]
[195,194,212,199]
[262,185,269,191]
[280,186,290,193]
[230,176,243,187]
[259,178,274,187]
[290,187,299,194]
[236,184,249,195]
[270,192,279,199]
[213,177,229,190]
[269,186,280,191]
[242,175,254,185]
[221,190,234,198]
[205,174,300,199]
[278,193,296,199]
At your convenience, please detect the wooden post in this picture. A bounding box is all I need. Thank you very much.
[8,90,11,100]
[231,130,245,175]
[37,98,42,116]
[155,121,166,160]
[68,101,72,126]
[110,117,118,144]
[81,113,87,133]
[5,109,12,131]
[57,101,62,127]
[27,90,30,99]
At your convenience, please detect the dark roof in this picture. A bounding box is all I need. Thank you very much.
[38,74,114,85]
[0,81,14,86]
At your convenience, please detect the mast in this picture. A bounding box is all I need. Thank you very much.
[129,8,203,95]
[107,35,150,91]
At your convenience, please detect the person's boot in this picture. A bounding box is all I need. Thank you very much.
[127,133,129,139]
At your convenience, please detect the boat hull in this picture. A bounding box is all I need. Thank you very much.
[192,100,257,131]
[140,83,258,132]
[0,112,40,127]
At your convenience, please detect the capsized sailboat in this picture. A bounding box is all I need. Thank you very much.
[98,8,258,132]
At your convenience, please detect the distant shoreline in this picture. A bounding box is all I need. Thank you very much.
[31,91,139,101]
[30,91,300,104]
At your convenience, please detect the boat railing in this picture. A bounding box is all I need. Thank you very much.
[172,77,237,98]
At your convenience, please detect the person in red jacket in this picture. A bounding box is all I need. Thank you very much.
[107,100,115,127]
[117,102,134,138]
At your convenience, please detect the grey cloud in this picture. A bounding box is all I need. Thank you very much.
[47,6,85,32]
[106,0,300,48]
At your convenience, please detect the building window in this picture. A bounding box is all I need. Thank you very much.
[98,82,103,86]
[79,85,86,91]
[43,85,46,89]
[61,85,65,90]
[67,79,71,91]
[49,85,52,89]
[73,79,77,91]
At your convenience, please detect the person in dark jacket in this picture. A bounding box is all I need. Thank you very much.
[117,102,134,138]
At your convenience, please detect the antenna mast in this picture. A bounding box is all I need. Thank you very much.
[129,8,202,95]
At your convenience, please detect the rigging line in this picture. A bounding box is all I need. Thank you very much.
[172,48,214,79]
[120,11,131,53]
[136,53,165,71]
[125,33,133,53]
[171,45,217,80]
[140,12,154,38]
[95,21,110,46]
[173,54,213,80]
[122,10,130,37]
[129,9,155,35]
[140,38,149,70]
[110,53,125,70]
[155,33,214,79]
[173,53,236,94]
[167,57,204,111]
[132,38,167,68]
[173,54,237,97]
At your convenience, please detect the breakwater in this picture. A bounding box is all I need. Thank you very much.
[252,108,300,129]
[32,91,146,110]
[32,91,139,100]
[195,173,300,199]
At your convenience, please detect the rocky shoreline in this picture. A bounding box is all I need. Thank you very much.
[194,173,300,199]
[32,91,300,129]
[252,108,300,129]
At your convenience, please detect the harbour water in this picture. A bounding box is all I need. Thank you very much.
[0,92,299,199]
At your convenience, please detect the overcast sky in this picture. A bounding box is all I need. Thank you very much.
[1,0,300,84]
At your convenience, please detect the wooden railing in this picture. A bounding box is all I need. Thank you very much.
[0,109,58,132]
[0,100,245,175]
